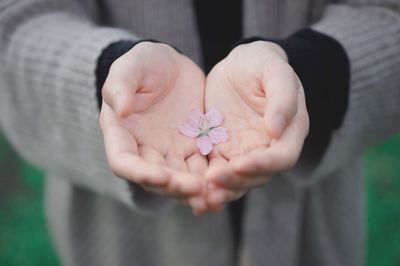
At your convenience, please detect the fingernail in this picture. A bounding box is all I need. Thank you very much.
[271,113,286,138]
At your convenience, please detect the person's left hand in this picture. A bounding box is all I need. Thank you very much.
[204,41,309,210]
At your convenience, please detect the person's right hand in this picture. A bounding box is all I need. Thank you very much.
[99,42,208,214]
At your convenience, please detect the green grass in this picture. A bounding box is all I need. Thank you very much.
[364,136,400,266]
[0,132,399,265]
[0,135,59,266]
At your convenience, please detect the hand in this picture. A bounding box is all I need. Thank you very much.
[99,42,208,214]
[204,41,309,210]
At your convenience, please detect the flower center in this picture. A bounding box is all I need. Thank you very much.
[198,117,212,136]
[199,128,212,137]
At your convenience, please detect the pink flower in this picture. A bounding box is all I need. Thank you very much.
[179,108,228,155]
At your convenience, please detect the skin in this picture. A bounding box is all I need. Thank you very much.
[100,42,209,214]
[204,41,309,210]
[99,41,309,215]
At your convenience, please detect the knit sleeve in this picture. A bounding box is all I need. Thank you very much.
[0,0,172,213]
[289,1,400,183]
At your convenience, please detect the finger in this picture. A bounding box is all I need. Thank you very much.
[176,199,206,218]
[166,154,188,172]
[140,146,167,167]
[205,183,226,211]
[262,63,299,138]
[206,156,247,189]
[166,154,205,197]
[186,153,208,176]
[213,173,272,190]
[111,153,170,186]
[164,169,203,197]
[102,60,143,117]
[139,151,168,189]
[176,197,208,217]
[188,195,208,216]
[230,90,309,176]
[100,104,169,186]
[205,156,230,180]
[142,169,204,200]
[205,157,241,210]
[185,154,209,215]
[207,184,247,210]
[139,147,170,191]
[207,156,272,190]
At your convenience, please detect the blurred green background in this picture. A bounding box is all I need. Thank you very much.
[0,131,399,266]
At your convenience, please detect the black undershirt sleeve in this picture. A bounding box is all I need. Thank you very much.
[193,0,242,73]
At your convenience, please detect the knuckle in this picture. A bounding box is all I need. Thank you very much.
[254,157,268,173]
[265,61,283,73]
[109,58,127,75]
[269,62,296,81]
[167,182,182,196]
[209,59,229,77]
[231,178,244,189]
[276,62,294,75]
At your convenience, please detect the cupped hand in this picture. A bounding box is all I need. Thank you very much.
[99,42,208,214]
[204,41,309,210]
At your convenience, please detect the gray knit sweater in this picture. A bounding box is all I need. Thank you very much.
[0,0,399,265]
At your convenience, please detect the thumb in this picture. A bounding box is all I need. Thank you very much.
[109,84,137,118]
[262,64,299,139]
[102,67,143,118]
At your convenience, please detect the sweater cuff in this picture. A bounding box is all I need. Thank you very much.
[236,29,350,162]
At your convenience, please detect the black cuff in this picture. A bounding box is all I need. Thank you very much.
[236,29,350,161]
[95,39,160,109]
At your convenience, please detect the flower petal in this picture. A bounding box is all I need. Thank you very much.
[178,124,200,138]
[208,127,228,144]
[197,136,213,155]
[189,109,205,128]
[205,108,224,128]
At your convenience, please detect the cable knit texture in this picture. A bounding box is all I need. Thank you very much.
[0,0,399,265]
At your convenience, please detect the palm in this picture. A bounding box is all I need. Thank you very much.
[120,56,206,170]
[205,67,271,161]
